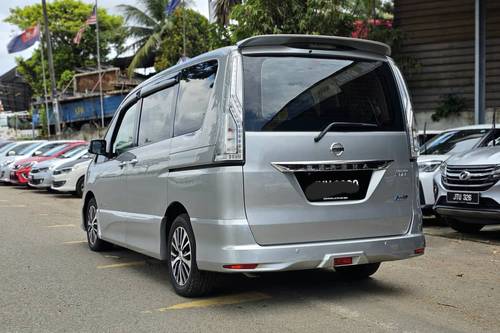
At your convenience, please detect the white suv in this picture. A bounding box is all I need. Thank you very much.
[418,125,499,216]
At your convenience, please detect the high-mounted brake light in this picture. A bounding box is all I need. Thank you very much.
[223,264,258,270]
[214,52,244,162]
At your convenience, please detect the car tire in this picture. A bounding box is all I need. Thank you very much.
[86,197,111,251]
[74,177,85,198]
[335,263,381,280]
[167,213,216,297]
[446,218,484,233]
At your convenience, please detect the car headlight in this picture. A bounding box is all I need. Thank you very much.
[493,165,500,180]
[53,167,73,175]
[418,161,442,173]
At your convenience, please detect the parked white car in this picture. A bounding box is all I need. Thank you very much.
[51,158,92,197]
[0,141,47,182]
[418,124,499,216]
[28,145,89,190]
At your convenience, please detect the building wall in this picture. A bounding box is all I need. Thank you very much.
[394,0,500,129]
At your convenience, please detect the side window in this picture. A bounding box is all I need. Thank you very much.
[138,86,176,146]
[112,102,140,156]
[174,60,218,136]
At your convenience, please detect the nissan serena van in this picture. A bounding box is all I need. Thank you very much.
[85,35,425,297]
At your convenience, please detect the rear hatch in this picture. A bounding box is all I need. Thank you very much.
[242,54,413,245]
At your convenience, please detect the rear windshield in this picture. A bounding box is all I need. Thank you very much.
[420,129,491,155]
[243,56,404,132]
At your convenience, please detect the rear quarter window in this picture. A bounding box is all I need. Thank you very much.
[173,60,218,136]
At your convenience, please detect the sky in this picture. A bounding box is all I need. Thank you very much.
[0,0,210,75]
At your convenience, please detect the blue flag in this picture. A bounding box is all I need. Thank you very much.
[7,24,40,54]
[165,0,181,15]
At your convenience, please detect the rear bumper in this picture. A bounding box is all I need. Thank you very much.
[191,218,425,273]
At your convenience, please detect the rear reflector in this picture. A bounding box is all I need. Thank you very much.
[223,264,258,270]
[333,257,353,266]
[414,248,425,254]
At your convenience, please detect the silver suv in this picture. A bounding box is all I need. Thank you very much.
[84,35,425,297]
[434,144,500,233]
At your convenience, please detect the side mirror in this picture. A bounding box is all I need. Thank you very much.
[7,150,16,156]
[89,139,107,156]
[33,151,43,156]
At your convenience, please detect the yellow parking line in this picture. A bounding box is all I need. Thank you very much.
[158,292,272,311]
[97,261,146,269]
[45,224,75,228]
[63,240,87,244]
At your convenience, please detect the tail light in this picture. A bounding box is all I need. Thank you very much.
[389,59,419,160]
[214,52,244,162]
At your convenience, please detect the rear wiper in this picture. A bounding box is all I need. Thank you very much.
[314,122,378,142]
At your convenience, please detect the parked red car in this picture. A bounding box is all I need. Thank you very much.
[10,141,87,185]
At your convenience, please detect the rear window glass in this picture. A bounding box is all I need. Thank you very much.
[243,56,404,132]
[421,129,491,155]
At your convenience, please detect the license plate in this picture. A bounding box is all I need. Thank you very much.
[446,192,479,204]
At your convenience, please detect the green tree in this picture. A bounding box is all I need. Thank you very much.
[229,0,355,42]
[119,0,171,75]
[5,0,125,96]
[213,0,242,26]
[154,8,212,71]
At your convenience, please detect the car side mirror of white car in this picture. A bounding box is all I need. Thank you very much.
[33,151,43,156]
[7,150,16,156]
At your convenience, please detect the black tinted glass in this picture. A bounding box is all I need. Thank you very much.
[421,129,490,155]
[174,60,218,136]
[243,56,404,132]
[139,86,176,145]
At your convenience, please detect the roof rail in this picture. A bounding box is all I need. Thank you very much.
[237,34,391,56]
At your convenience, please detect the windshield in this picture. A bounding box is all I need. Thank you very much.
[59,145,87,159]
[420,129,491,155]
[14,142,42,155]
[41,144,70,157]
[243,56,404,132]
[0,142,16,154]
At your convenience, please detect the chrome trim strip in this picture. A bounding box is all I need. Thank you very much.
[271,160,393,173]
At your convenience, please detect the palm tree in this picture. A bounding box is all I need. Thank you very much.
[213,0,242,26]
[118,0,171,75]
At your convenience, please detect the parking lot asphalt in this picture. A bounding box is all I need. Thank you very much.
[0,185,499,333]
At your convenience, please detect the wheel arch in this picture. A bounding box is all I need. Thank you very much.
[82,191,96,229]
[160,201,189,260]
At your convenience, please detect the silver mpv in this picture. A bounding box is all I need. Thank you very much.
[84,35,425,297]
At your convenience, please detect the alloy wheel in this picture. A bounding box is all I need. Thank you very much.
[170,226,192,286]
[87,205,98,245]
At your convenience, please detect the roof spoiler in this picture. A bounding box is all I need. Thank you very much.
[237,34,391,56]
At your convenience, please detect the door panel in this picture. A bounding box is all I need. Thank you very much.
[123,140,171,256]
[243,132,413,245]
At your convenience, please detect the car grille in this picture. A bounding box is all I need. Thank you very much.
[30,178,44,185]
[442,165,498,191]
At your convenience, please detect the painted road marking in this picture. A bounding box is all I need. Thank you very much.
[45,224,76,228]
[63,240,87,244]
[0,204,27,208]
[97,261,146,269]
[157,292,271,311]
